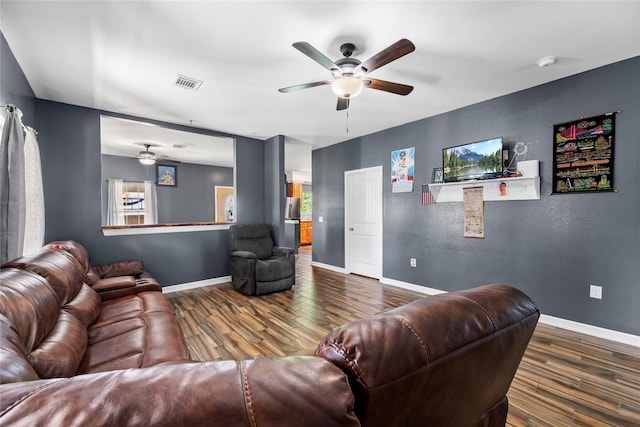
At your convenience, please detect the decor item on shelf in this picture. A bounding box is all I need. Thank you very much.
[552,112,618,194]
[421,184,436,205]
[138,144,156,165]
[442,137,503,182]
[279,39,415,111]
[517,160,539,178]
[504,141,528,174]
[156,164,177,187]
[431,167,444,183]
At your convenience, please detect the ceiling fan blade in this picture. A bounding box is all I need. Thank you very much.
[293,42,338,72]
[359,39,415,74]
[364,78,414,96]
[278,80,331,93]
[336,98,350,111]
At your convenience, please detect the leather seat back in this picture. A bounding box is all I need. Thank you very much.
[1,250,100,381]
[316,284,540,427]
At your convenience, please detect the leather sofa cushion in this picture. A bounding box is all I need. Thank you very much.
[0,268,60,354]
[79,292,189,374]
[3,250,85,306]
[43,240,91,274]
[62,284,101,328]
[0,314,40,383]
[28,311,87,378]
[0,357,360,427]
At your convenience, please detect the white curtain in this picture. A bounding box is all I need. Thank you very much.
[23,128,45,254]
[143,180,158,224]
[107,178,125,226]
[0,108,26,263]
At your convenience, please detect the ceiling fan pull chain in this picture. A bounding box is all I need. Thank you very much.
[346,108,349,133]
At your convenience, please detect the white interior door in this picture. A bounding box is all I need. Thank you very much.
[345,166,382,279]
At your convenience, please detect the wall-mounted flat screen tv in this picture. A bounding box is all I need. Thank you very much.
[442,137,503,182]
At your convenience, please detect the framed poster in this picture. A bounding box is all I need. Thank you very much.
[156,164,177,187]
[215,186,235,222]
[552,113,615,194]
[463,187,484,238]
[391,147,415,193]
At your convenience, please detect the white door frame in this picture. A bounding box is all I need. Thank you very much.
[344,165,383,279]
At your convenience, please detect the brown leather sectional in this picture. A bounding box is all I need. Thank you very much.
[0,240,539,426]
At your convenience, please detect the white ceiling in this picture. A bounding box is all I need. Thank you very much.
[100,115,234,167]
[2,1,639,176]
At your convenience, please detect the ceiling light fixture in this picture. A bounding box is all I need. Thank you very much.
[536,56,557,68]
[331,75,364,99]
[138,144,156,165]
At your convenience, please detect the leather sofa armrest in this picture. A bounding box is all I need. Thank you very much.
[0,357,360,427]
[230,250,257,259]
[91,276,137,292]
[97,281,162,301]
[91,260,145,279]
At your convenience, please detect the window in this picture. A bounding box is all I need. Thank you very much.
[122,182,146,225]
[301,191,312,214]
[106,179,157,226]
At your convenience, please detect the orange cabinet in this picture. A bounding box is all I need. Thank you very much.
[300,221,312,246]
[287,183,303,198]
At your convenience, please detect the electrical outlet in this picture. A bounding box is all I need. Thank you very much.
[410,258,417,268]
[589,284,603,300]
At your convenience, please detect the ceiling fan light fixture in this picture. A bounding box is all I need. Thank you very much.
[138,144,156,165]
[331,76,364,99]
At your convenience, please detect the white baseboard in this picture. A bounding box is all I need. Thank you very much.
[380,277,447,295]
[539,314,640,348]
[377,277,639,348]
[162,276,231,294]
[310,261,347,274]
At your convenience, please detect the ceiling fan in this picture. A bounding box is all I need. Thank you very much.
[279,39,415,110]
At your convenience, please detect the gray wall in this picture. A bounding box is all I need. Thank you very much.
[264,135,286,245]
[33,99,266,286]
[101,154,233,224]
[313,56,640,335]
[312,140,361,267]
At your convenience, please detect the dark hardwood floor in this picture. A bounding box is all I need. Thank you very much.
[166,246,640,426]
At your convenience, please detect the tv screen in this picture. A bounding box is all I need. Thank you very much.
[442,137,503,182]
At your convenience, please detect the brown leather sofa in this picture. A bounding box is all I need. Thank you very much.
[0,240,539,427]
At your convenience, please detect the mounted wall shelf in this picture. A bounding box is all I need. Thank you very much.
[428,176,540,202]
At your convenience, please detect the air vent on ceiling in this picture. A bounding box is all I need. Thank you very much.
[174,74,203,91]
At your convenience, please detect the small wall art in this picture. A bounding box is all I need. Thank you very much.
[156,164,177,187]
[391,147,415,193]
